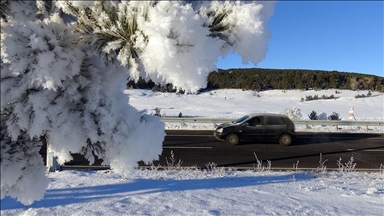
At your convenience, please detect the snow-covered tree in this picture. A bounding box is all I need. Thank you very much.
[1,0,275,205]
[55,0,275,92]
[281,107,303,120]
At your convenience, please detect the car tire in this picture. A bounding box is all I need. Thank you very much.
[226,133,239,145]
[279,134,292,146]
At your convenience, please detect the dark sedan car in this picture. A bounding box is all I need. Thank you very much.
[214,113,295,146]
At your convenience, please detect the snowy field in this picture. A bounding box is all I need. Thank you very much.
[128,89,384,132]
[1,169,384,216]
[1,89,384,215]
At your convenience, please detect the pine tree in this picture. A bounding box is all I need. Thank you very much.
[1,1,165,204]
[308,111,319,120]
[1,0,275,205]
[55,1,275,92]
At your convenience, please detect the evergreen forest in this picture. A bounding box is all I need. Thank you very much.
[127,68,384,92]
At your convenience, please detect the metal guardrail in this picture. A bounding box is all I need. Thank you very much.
[56,118,383,172]
[161,117,384,127]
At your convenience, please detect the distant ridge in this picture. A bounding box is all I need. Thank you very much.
[128,68,384,92]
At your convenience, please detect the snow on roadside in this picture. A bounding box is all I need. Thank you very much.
[1,169,383,216]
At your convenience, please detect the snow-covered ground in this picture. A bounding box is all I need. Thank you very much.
[1,169,384,216]
[1,89,383,215]
[129,88,384,132]
[127,89,383,120]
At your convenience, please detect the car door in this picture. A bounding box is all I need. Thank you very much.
[264,116,285,141]
[241,116,265,141]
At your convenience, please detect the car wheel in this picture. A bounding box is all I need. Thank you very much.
[279,134,292,146]
[226,133,239,145]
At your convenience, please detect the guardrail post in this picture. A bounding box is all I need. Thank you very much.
[46,143,60,172]
[366,126,371,132]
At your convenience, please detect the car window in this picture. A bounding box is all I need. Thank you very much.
[247,117,264,126]
[233,115,249,124]
[247,117,261,126]
[265,116,284,125]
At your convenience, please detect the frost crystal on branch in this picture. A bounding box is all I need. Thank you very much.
[55,0,275,93]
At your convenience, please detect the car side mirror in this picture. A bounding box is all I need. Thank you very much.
[243,122,249,127]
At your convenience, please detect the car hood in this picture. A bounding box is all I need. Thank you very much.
[217,122,237,129]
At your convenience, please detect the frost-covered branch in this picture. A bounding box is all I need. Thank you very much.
[1,0,275,205]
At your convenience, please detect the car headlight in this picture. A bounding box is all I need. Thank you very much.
[217,128,223,133]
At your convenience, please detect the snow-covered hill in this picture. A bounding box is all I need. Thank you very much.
[127,89,383,120]
[127,89,384,132]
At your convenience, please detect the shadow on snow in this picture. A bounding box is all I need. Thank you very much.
[1,172,313,210]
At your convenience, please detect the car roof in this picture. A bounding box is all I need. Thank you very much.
[248,113,289,118]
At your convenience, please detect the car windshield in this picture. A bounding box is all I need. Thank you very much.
[232,115,250,124]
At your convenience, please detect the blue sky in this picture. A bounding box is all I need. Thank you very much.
[217,1,383,77]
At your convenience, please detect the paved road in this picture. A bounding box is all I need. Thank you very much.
[62,130,384,170]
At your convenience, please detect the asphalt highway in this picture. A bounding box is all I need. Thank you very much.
[61,130,384,171]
